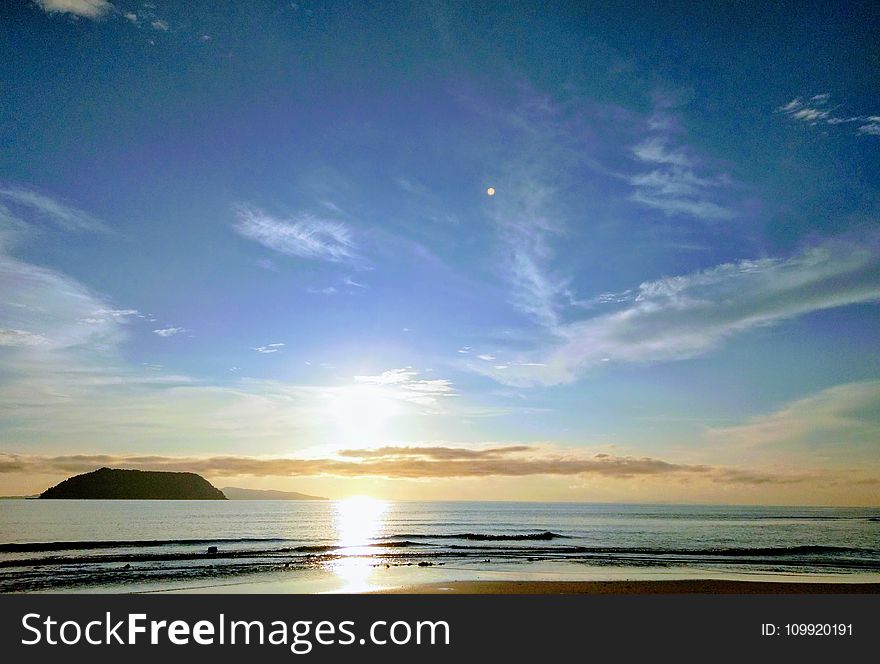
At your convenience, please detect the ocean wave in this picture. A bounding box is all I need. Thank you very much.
[380,531,566,541]
[0,537,288,553]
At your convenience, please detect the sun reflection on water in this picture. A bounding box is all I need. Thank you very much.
[329,496,388,592]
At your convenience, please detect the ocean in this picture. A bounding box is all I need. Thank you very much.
[1,500,879,593]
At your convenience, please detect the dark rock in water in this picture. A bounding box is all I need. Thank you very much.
[207,546,219,555]
[122,564,131,570]
[39,468,227,500]
[418,561,433,567]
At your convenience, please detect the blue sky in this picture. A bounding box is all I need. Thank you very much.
[1,0,879,503]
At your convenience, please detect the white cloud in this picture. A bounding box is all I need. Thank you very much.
[97,308,140,318]
[150,19,168,31]
[706,381,880,463]
[0,186,105,234]
[477,354,496,361]
[631,191,735,221]
[344,276,367,289]
[777,94,880,137]
[0,329,49,347]
[632,137,692,167]
[307,286,337,295]
[153,327,184,337]
[354,368,457,406]
[629,131,734,222]
[0,253,122,352]
[233,205,357,263]
[253,343,285,354]
[476,235,880,386]
[33,0,112,18]
[489,174,570,327]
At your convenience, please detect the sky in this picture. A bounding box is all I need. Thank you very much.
[1,0,879,504]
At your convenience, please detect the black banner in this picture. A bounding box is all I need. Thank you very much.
[1,594,876,661]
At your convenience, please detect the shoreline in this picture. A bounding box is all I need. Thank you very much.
[371,579,880,594]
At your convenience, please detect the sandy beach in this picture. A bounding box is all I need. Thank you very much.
[374,580,880,594]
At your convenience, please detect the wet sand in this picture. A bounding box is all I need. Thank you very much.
[373,579,880,594]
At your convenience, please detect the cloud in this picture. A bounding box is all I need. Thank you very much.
[858,120,880,136]
[477,354,496,361]
[307,286,337,295]
[630,191,735,221]
[233,205,357,263]
[253,343,284,353]
[490,175,569,327]
[632,137,693,167]
[153,327,184,337]
[629,131,735,221]
[0,329,49,347]
[150,19,168,31]
[0,186,106,234]
[354,368,456,406]
[33,0,112,18]
[0,253,124,352]
[777,94,880,137]
[337,445,532,460]
[706,381,880,456]
[477,234,880,386]
[0,446,816,484]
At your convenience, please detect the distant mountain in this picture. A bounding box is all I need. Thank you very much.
[40,468,227,500]
[221,486,327,500]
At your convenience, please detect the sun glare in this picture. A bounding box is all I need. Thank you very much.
[329,385,400,445]
[329,496,389,592]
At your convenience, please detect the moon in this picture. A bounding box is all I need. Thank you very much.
[487,187,496,196]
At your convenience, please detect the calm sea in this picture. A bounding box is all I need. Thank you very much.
[1,500,879,592]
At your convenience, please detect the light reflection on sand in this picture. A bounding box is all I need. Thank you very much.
[328,497,388,592]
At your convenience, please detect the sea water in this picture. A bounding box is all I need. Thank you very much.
[1,500,878,592]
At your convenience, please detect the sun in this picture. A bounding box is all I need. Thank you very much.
[329,385,400,445]
[487,187,496,196]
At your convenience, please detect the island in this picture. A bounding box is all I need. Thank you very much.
[39,468,227,500]
[221,486,327,500]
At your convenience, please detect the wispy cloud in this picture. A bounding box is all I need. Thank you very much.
[632,137,693,166]
[489,174,570,327]
[629,132,735,221]
[706,381,880,459]
[153,327,184,337]
[0,253,124,352]
[253,343,284,354]
[33,0,112,19]
[0,186,106,234]
[0,329,49,347]
[233,205,358,263]
[477,234,880,386]
[354,368,456,406]
[776,93,880,137]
